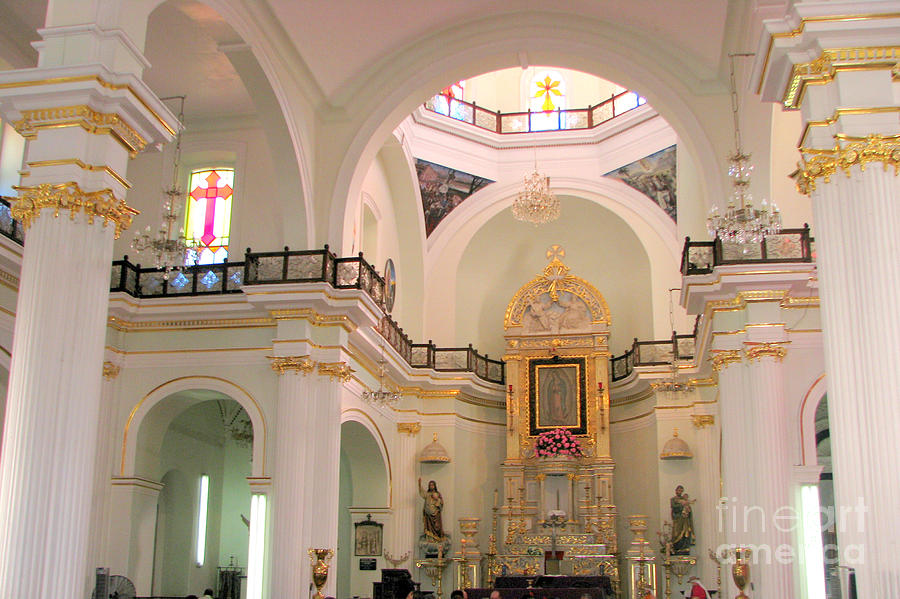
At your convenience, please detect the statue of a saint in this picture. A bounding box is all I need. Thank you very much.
[670,485,696,554]
[418,478,444,540]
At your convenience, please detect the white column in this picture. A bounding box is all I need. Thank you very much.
[755,11,900,594]
[711,351,749,597]
[304,363,348,598]
[85,361,122,593]
[745,345,792,597]
[390,422,421,565]
[268,357,315,599]
[812,166,900,593]
[691,410,720,587]
[0,17,176,596]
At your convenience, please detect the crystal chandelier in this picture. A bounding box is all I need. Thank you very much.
[512,166,560,225]
[651,289,694,394]
[132,95,198,279]
[361,351,402,407]
[706,54,781,244]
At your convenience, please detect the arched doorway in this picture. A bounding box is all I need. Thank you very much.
[120,385,261,598]
[338,419,390,599]
[815,396,842,599]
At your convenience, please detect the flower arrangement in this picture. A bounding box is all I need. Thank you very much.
[534,428,583,458]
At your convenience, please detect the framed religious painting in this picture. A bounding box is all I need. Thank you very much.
[354,514,383,556]
[528,356,587,436]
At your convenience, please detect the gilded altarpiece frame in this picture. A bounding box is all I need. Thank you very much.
[491,246,618,589]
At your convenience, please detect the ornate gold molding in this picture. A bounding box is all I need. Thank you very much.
[318,361,354,382]
[397,422,421,435]
[745,343,788,362]
[783,47,899,109]
[795,134,900,194]
[710,350,742,372]
[798,107,900,149]
[107,315,275,332]
[270,308,356,332]
[269,355,316,375]
[102,361,121,380]
[13,105,148,156]
[12,182,137,238]
[692,415,715,429]
[27,158,131,189]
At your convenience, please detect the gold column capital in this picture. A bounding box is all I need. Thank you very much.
[691,415,715,429]
[12,104,148,156]
[744,342,788,362]
[397,422,421,435]
[12,182,137,239]
[783,46,899,110]
[318,361,354,382]
[269,355,316,375]
[535,473,546,482]
[795,134,900,194]
[102,361,120,380]
[710,350,742,372]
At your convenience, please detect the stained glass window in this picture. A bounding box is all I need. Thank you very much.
[185,168,233,265]
[431,81,468,121]
[529,70,566,131]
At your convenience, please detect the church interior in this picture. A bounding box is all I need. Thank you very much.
[0,1,897,598]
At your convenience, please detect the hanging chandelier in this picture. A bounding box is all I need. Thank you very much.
[651,289,694,394]
[706,54,781,244]
[512,167,560,225]
[361,352,402,407]
[131,95,198,279]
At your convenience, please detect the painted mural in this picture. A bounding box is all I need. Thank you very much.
[416,158,494,236]
[604,145,677,221]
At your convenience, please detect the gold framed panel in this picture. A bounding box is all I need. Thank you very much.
[528,357,587,436]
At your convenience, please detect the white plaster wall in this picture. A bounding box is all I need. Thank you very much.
[117,122,283,261]
[453,196,654,356]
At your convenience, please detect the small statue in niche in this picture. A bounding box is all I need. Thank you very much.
[417,478,451,558]
[670,484,696,554]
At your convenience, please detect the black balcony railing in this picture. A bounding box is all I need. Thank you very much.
[681,226,814,276]
[0,197,25,246]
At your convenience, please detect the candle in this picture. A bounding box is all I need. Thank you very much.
[493,489,499,508]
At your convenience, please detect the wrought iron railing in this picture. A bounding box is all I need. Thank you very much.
[0,197,25,245]
[681,226,814,276]
[423,90,647,134]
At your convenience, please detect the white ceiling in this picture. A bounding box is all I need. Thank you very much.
[0,0,732,123]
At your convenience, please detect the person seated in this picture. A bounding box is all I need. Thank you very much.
[451,590,467,599]
[202,589,215,599]
[685,576,709,598]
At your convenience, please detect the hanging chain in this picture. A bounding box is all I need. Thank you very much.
[729,53,754,154]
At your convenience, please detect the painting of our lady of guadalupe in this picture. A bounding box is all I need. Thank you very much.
[537,365,579,428]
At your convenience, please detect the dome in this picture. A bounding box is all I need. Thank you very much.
[660,428,693,460]
[419,433,451,463]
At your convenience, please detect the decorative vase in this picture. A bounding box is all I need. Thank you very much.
[308,548,333,599]
[731,546,751,599]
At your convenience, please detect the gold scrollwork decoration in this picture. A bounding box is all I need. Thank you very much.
[710,350,742,372]
[318,361,354,382]
[102,361,121,380]
[794,134,900,194]
[692,414,715,429]
[397,422,421,435]
[269,355,316,375]
[745,343,788,362]
[13,105,148,157]
[11,182,137,238]
[783,47,899,109]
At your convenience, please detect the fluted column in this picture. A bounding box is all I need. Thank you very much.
[0,15,176,596]
[812,166,900,593]
[755,9,900,594]
[304,362,350,598]
[745,344,792,597]
[268,356,316,599]
[85,361,122,594]
[390,422,421,565]
[690,411,719,587]
[711,350,749,597]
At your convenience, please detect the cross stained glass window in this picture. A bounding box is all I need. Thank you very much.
[185,168,234,265]
[529,70,566,131]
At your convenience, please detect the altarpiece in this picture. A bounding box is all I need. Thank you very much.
[488,247,618,588]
